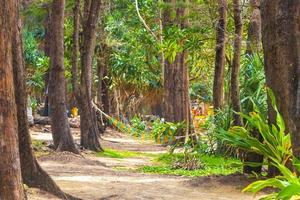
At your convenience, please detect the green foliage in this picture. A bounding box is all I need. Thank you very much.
[240,54,267,116]
[23,28,49,95]
[151,119,185,144]
[130,115,146,136]
[218,90,300,199]
[244,159,300,200]
[219,90,292,166]
[138,153,242,177]
[96,148,156,159]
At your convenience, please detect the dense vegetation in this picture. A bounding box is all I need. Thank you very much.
[0,0,300,199]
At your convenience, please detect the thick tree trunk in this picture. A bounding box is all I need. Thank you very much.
[230,0,242,126]
[0,1,25,199]
[12,1,80,199]
[246,0,261,55]
[213,0,227,110]
[78,0,103,151]
[48,0,79,154]
[261,0,300,160]
[163,0,192,141]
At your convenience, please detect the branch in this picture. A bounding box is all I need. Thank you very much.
[135,0,158,41]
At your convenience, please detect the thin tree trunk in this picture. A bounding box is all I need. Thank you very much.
[12,0,80,198]
[243,0,263,175]
[48,0,79,154]
[97,45,110,115]
[261,0,300,163]
[213,0,227,110]
[0,1,25,199]
[71,0,80,101]
[246,0,261,55]
[231,0,242,126]
[78,0,103,151]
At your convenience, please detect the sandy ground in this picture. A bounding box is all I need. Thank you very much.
[27,128,261,200]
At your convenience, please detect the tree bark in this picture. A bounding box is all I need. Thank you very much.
[243,0,263,175]
[246,0,261,55]
[0,1,26,199]
[77,0,103,151]
[12,0,80,198]
[71,0,80,101]
[213,0,227,110]
[48,0,79,154]
[97,45,110,116]
[230,0,242,126]
[163,0,192,141]
[261,1,300,160]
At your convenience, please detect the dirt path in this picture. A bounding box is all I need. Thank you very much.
[28,128,260,200]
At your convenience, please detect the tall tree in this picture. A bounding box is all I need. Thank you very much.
[0,0,25,198]
[72,0,103,151]
[261,1,300,159]
[213,0,227,110]
[162,0,192,140]
[48,0,79,154]
[12,0,79,198]
[96,0,111,124]
[230,0,242,126]
[246,0,261,55]
[243,0,263,175]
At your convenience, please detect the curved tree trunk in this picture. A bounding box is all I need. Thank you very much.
[261,0,300,166]
[162,0,192,142]
[0,1,25,199]
[231,0,242,126]
[213,0,227,110]
[48,0,79,154]
[12,0,80,199]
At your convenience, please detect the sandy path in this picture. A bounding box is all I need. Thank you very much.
[28,128,260,200]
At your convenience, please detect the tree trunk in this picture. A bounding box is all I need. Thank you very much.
[213,0,227,110]
[230,0,242,126]
[261,1,300,160]
[163,0,192,141]
[78,0,103,151]
[246,0,261,55]
[12,0,80,198]
[243,0,263,175]
[0,1,25,199]
[48,0,79,154]
[97,45,110,116]
[43,5,52,117]
[71,0,80,101]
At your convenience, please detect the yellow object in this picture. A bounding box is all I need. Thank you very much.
[207,106,214,116]
[71,107,78,118]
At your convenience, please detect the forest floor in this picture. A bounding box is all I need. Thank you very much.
[27,126,262,200]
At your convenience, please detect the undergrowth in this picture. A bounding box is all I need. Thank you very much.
[138,153,242,177]
[95,148,157,159]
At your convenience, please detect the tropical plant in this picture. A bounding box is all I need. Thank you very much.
[240,54,267,117]
[244,159,300,200]
[219,89,292,167]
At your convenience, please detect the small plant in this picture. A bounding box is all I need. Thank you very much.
[151,119,185,144]
[130,115,146,137]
